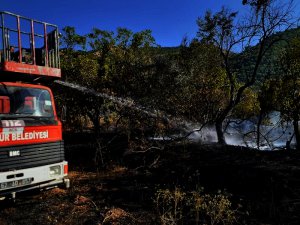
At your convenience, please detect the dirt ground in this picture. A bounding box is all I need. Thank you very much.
[1,138,300,225]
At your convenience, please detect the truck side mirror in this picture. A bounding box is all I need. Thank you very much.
[61,105,67,122]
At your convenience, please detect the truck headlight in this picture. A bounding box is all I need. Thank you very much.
[49,165,61,177]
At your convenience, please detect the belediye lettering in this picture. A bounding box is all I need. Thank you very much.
[0,131,49,142]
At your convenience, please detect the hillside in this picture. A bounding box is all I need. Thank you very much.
[232,27,300,82]
[150,27,300,84]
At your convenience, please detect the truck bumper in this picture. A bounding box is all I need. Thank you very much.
[0,161,69,197]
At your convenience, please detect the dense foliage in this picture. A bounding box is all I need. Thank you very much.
[55,0,300,150]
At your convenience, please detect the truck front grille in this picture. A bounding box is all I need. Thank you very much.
[0,141,64,172]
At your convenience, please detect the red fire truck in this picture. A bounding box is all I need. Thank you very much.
[0,11,69,199]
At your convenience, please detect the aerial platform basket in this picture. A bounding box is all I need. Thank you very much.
[0,11,61,81]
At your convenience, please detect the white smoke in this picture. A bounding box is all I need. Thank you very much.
[184,113,295,150]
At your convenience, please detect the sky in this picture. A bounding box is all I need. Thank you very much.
[0,0,298,47]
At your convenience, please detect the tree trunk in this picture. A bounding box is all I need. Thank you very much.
[256,112,264,150]
[293,120,300,151]
[87,110,101,137]
[216,120,226,145]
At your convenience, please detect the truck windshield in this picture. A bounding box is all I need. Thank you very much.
[0,84,54,118]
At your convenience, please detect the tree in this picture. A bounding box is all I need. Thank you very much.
[87,27,157,98]
[196,0,295,144]
[60,26,87,81]
[256,79,279,149]
[173,40,229,125]
[59,26,160,137]
[58,26,102,133]
[278,38,300,150]
[60,26,86,51]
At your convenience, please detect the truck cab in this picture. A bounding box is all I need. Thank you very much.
[0,12,68,198]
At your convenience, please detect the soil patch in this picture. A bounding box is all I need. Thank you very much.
[1,139,300,224]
